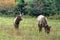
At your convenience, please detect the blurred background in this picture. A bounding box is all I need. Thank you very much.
[0,0,60,19]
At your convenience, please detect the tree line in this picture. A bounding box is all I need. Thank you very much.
[0,0,60,16]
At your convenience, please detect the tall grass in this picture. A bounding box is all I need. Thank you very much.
[0,16,60,40]
[48,14,60,20]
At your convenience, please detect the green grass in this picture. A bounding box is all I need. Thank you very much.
[0,16,60,40]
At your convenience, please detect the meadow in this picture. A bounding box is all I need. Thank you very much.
[0,16,60,40]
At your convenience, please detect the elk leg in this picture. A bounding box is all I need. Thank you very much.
[38,24,42,32]
[14,24,19,30]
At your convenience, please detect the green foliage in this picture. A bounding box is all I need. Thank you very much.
[0,0,60,17]
[29,0,58,16]
[16,0,25,14]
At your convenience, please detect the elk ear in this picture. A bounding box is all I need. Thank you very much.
[20,13,21,16]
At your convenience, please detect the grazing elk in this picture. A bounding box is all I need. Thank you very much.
[37,15,51,34]
[14,15,22,30]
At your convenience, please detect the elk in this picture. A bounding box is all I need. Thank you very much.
[37,15,51,34]
[14,15,22,30]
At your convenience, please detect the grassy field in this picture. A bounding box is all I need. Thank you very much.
[0,16,60,40]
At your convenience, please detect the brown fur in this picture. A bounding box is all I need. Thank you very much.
[37,15,51,34]
[14,15,22,29]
